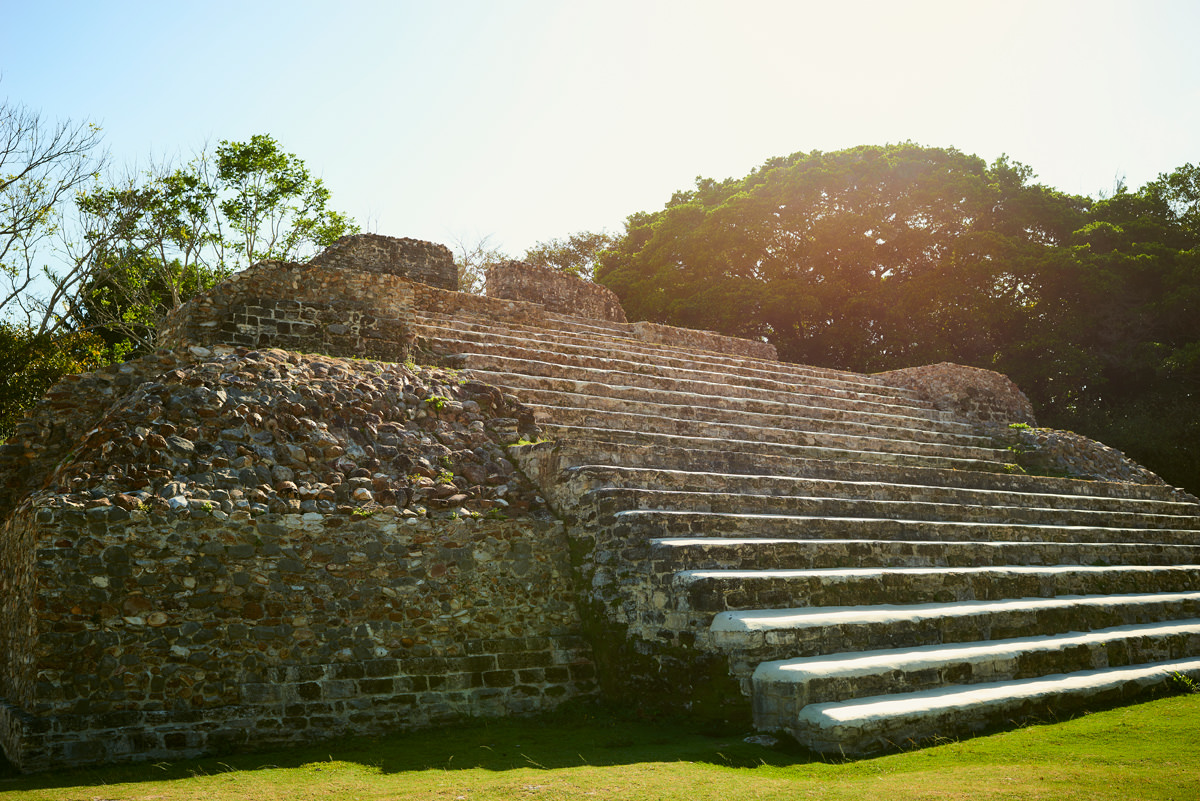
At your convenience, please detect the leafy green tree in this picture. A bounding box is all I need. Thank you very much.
[0,121,359,437]
[213,134,358,268]
[597,144,1200,492]
[1035,172,1200,490]
[0,323,107,438]
[523,231,618,280]
[67,135,358,354]
[598,144,1087,373]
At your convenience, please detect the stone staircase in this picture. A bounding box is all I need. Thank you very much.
[411,303,1200,755]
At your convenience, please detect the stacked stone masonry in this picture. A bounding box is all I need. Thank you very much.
[308,233,457,289]
[157,261,417,360]
[5,507,589,770]
[486,260,627,323]
[5,233,1200,770]
[0,337,589,771]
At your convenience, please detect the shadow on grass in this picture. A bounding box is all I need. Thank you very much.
[0,699,821,793]
[9,689,1196,795]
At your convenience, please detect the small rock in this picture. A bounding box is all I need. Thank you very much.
[743,734,778,747]
[166,436,195,455]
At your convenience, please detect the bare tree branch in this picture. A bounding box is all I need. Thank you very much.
[0,94,107,330]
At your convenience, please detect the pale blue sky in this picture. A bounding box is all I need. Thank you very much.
[3,0,1198,256]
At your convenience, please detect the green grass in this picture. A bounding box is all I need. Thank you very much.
[2,694,1199,800]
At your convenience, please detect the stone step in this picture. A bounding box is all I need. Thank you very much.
[466,356,951,425]
[776,656,1200,756]
[612,509,1200,546]
[675,564,1200,613]
[752,620,1200,718]
[564,466,1200,518]
[525,398,996,458]
[709,592,1200,663]
[536,425,1003,475]
[650,537,1200,571]
[434,343,941,418]
[583,488,1200,530]
[485,383,990,450]
[534,437,1191,505]
[532,410,1008,464]
[420,308,845,389]
[414,311,893,394]
[415,306,636,341]
[471,368,978,440]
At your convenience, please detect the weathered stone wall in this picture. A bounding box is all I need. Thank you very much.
[0,352,193,526]
[1,505,591,771]
[412,282,587,333]
[485,261,627,323]
[998,425,1188,490]
[631,321,777,361]
[0,507,36,732]
[873,362,1037,428]
[308,233,457,290]
[158,261,416,360]
[0,345,594,771]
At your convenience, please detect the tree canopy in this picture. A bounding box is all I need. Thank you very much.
[68,134,359,356]
[596,144,1200,492]
[0,100,358,433]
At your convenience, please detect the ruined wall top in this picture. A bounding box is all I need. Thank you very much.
[309,233,458,290]
[874,362,1037,428]
[485,260,627,323]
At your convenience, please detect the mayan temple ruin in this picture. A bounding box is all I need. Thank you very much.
[3,233,1200,771]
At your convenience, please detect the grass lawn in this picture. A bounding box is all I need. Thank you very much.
[1,693,1197,800]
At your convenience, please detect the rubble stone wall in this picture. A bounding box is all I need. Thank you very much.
[999,425,1186,490]
[0,344,593,771]
[485,261,627,323]
[874,362,1037,428]
[1,506,591,771]
[308,233,457,290]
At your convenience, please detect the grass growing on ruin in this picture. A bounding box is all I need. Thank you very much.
[2,693,1199,800]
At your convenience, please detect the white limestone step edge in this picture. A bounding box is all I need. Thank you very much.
[616,509,1200,545]
[679,564,1200,585]
[677,565,1200,612]
[650,537,1200,569]
[780,656,1200,755]
[590,488,1200,530]
[753,619,1200,711]
[712,592,1200,639]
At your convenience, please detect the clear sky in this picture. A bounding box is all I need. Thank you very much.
[3,0,1198,257]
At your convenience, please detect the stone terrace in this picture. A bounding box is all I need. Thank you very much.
[5,234,1200,769]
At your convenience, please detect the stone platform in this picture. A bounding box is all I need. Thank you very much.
[4,234,1199,769]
